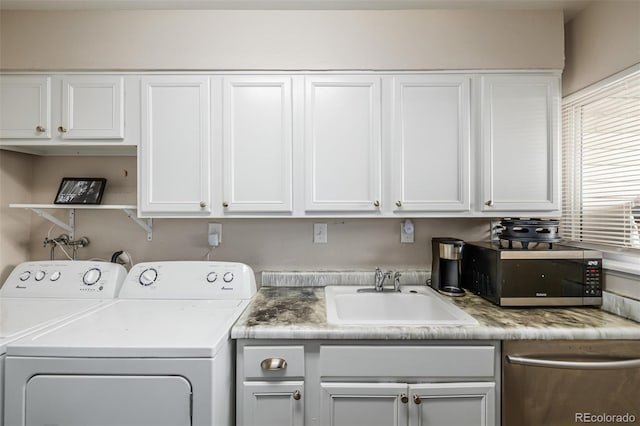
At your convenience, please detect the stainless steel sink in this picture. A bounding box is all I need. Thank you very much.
[324,285,478,326]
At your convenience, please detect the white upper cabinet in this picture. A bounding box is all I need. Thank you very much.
[304,76,382,212]
[139,75,211,216]
[60,76,124,139]
[391,75,471,212]
[0,75,51,139]
[222,76,293,213]
[479,75,560,213]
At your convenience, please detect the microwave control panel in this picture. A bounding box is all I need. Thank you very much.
[584,259,602,297]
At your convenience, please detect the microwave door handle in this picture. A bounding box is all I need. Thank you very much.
[506,355,640,370]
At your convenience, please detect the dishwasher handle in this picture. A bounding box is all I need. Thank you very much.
[506,354,640,370]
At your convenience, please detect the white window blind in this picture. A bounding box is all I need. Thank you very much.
[562,67,640,250]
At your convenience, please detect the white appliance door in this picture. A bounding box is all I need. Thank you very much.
[25,374,192,426]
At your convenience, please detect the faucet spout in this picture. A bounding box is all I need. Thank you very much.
[374,268,392,292]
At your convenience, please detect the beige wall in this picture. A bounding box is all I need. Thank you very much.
[563,0,640,96]
[0,151,34,283]
[20,156,489,279]
[0,7,562,283]
[0,9,564,70]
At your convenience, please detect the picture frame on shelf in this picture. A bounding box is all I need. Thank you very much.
[54,177,107,205]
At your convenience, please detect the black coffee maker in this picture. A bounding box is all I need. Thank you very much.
[431,237,465,296]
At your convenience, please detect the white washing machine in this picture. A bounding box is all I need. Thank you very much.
[4,261,256,426]
[0,260,127,426]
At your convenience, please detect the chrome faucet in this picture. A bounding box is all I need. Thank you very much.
[374,268,392,292]
[393,271,402,292]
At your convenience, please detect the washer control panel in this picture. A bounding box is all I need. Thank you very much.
[119,261,257,300]
[1,261,127,299]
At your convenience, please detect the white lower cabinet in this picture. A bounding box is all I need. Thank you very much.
[242,381,305,426]
[320,382,495,426]
[236,341,500,426]
[409,382,496,426]
[320,383,408,426]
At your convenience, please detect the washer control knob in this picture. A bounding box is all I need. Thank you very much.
[19,271,31,281]
[207,272,218,283]
[139,268,158,286]
[83,268,102,286]
[50,271,61,281]
[35,271,46,281]
[223,272,234,283]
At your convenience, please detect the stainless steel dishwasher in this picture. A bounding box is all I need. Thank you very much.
[503,340,640,426]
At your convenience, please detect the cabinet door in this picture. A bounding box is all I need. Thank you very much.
[304,76,382,212]
[222,76,293,213]
[320,383,409,426]
[0,75,51,138]
[480,75,560,212]
[241,381,304,426]
[392,75,471,212]
[139,76,211,215]
[409,382,496,426]
[60,76,124,139]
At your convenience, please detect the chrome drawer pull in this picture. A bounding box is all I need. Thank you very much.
[293,390,302,401]
[506,355,640,370]
[413,394,422,404]
[400,394,408,404]
[260,357,288,371]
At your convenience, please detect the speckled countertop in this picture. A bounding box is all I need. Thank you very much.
[231,286,640,340]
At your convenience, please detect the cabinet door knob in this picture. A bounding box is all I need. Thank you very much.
[57,126,68,133]
[485,200,494,207]
[199,201,207,208]
[396,201,402,207]
[413,394,422,405]
[293,390,302,401]
[223,202,229,208]
[373,200,380,207]
[400,394,408,404]
[260,357,287,371]
[35,125,46,133]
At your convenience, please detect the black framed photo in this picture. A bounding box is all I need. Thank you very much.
[54,177,107,205]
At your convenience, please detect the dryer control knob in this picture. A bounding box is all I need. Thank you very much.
[139,268,158,286]
[18,271,31,281]
[35,271,46,281]
[50,271,61,281]
[223,272,234,283]
[207,272,218,283]
[83,268,102,286]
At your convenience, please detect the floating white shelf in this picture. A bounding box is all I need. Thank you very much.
[10,204,153,241]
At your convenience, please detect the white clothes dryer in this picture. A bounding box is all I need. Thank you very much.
[0,261,127,426]
[4,261,256,426]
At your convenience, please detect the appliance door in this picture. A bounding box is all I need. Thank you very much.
[503,340,640,426]
[24,374,192,426]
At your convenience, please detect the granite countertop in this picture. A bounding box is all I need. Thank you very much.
[231,286,640,340]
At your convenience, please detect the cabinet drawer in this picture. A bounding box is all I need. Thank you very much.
[244,346,305,379]
[320,345,495,378]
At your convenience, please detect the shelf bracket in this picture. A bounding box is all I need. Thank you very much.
[31,207,75,240]
[124,209,153,241]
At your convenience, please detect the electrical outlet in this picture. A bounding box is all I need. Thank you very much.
[400,219,414,243]
[208,223,222,247]
[314,223,328,244]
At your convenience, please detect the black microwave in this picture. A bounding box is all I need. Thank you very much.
[461,242,603,307]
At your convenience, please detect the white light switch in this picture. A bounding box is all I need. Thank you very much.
[314,223,328,244]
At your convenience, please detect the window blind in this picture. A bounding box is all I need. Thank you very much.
[562,68,640,249]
